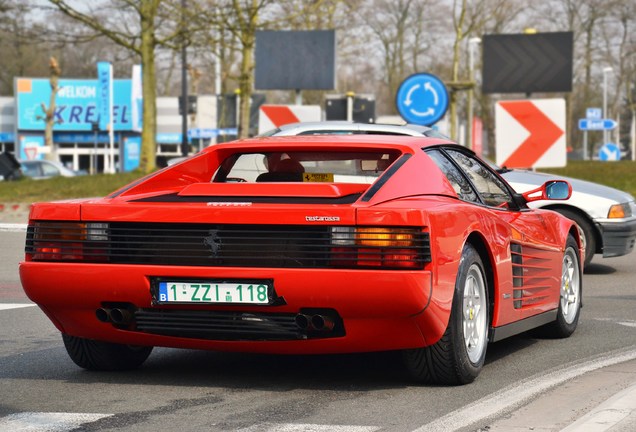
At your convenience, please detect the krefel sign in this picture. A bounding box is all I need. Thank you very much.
[15,78,135,131]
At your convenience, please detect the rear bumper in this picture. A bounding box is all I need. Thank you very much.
[20,262,446,354]
[597,217,636,258]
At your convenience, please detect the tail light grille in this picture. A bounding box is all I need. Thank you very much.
[26,222,431,270]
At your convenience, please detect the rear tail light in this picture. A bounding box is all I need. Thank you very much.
[330,227,429,269]
[26,222,109,262]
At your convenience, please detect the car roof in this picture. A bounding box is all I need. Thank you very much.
[215,133,457,153]
[262,121,450,139]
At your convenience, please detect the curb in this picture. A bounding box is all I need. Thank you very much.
[0,202,30,225]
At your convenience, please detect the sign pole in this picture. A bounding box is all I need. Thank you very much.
[108,64,115,173]
[583,131,588,161]
[631,111,636,161]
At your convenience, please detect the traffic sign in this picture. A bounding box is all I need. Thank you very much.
[258,104,321,134]
[495,98,566,169]
[586,107,602,120]
[24,146,37,160]
[578,118,617,131]
[396,73,449,126]
[599,143,621,161]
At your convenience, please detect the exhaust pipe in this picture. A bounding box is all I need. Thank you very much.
[295,314,310,330]
[95,308,111,323]
[310,314,335,331]
[109,308,133,325]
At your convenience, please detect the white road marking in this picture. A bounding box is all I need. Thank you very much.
[0,412,111,431]
[413,346,636,432]
[0,223,27,232]
[0,303,36,311]
[560,382,636,431]
[238,424,380,432]
[595,318,636,328]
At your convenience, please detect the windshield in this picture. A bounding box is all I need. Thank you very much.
[213,150,400,184]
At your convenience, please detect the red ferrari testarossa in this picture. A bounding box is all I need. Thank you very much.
[20,135,583,384]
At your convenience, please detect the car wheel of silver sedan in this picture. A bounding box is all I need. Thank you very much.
[540,234,582,338]
[403,243,489,385]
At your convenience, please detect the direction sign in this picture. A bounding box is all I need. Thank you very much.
[578,118,617,131]
[188,128,238,139]
[586,107,602,120]
[599,143,621,161]
[396,73,449,126]
[495,98,566,169]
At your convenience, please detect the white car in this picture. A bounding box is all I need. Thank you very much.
[262,121,636,267]
[19,159,85,180]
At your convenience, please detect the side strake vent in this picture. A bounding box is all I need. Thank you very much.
[26,222,431,270]
[510,242,554,310]
[511,243,524,309]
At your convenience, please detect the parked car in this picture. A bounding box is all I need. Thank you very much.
[20,135,582,384]
[0,151,22,181]
[19,159,85,179]
[262,121,636,267]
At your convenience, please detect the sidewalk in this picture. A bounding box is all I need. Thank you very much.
[479,358,636,432]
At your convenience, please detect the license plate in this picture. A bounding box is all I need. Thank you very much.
[157,281,270,304]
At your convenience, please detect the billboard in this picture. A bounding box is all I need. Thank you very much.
[15,78,136,131]
[482,32,573,94]
[255,30,336,90]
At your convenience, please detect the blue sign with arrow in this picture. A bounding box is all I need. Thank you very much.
[599,143,621,161]
[396,73,449,126]
[578,118,617,131]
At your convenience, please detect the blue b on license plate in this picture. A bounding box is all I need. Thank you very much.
[157,281,270,304]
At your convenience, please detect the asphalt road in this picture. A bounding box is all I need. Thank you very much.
[1,229,635,432]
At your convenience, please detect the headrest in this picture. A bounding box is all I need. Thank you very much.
[274,158,305,173]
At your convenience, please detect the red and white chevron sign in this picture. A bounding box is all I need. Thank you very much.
[258,104,321,134]
[495,99,566,169]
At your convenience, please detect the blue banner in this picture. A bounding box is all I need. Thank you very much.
[131,65,143,132]
[122,136,141,172]
[15,78,135,132]
[97,62,112,131]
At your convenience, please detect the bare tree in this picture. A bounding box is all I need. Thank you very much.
[37,57,61,160]
[354,0,446,116]
[47,0,183,173]
[190,0,333,138]
[0,1,50,95]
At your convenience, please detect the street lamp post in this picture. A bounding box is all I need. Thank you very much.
[603,66,613,145]
[467,37,482,150]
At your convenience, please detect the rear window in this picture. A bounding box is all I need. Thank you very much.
[213,150,400,184]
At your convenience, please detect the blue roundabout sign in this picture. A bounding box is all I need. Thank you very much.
[396,73,449,126]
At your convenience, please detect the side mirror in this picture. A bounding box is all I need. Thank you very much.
[522,180,572,203]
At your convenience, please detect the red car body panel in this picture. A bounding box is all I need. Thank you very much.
[19,135,582,356]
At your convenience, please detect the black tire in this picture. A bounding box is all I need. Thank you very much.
[403,243,489,385]
[554,208,596,267]
[62,334,153,371]
[540,235,582,338]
